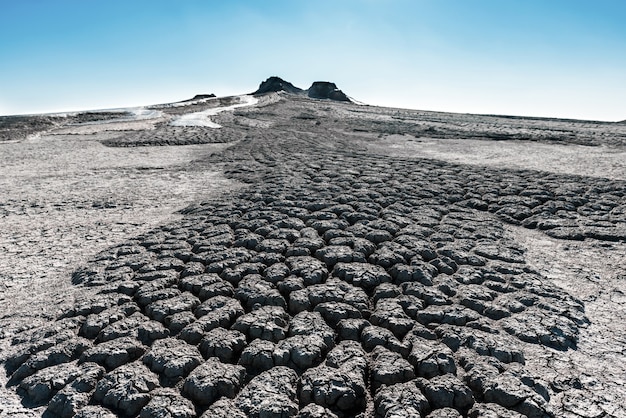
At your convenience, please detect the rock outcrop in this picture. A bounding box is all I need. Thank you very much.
[252,76,351,102]
[182,94,216,102]
[307,81,350,102]
[253,76,304,95]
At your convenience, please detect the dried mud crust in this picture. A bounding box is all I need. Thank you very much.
[0,112,132,142]
[3,96,625,417]
[100,124,246,147]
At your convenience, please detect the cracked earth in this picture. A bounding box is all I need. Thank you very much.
[1,92,625,417]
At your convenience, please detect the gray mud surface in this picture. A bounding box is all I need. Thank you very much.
[1,93,625,417]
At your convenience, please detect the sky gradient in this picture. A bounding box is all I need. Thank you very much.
[1,0,625,121]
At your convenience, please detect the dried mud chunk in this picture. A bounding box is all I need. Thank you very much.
[199,327,247,362]
[264,262,290,283]
[308,218,349,234]
[395,235,438,260]
[267,227,301,242]
[142,338,202,380]
[335,236,378,257]
[164,311,197,334]
[501,309,578,350]
[337,318,371,341]
[205,251,254,274]
[146,292,200,322]
[232,305,290,342]
[139,388,196,418]
[290,237,325,255]
[274,334,329,370]
[316,245,367,267]
[182,358,246,406]
[390,262,436,286]
[6,328,78,375]
[417,375,474,410]
[473,243,525,264]
[314,301,363,327]
[194,295,244,320]
[467,403,524,418]
[255,238,290,255]
[48,389,93,418]
[372,283,402,304]
[299,365,367,413]
[368,247,406,268]
[430,257,458,275]
[234,231,264,249]
[402,282,451,306]
[136,288,181,309]
[332,262,391,290]
[296,404,339,418]
[251,251,285,266]
[221,262,265,285]
[408,336,457,378]
[179,305,242,346]
[180,273,235,300]
[80,337,146,370]
[46,362,106,418]
[80,303,140,339]
[289,278,370,314]
[418,305,480,327]
[325,340,368,372]
[17,363,83,405]
[97,312,168,344]
[289,310,335,345]
[235,366,299,417]
[458,285,497,312]
[66,293,132,318]
[370,346,415,391]
[180,261,206,278]
[73,405,118,418]
[361,325,409,356]
[10,338,92,383]
[286,256,328,285]
[370,298,415,339]
[481,373,550,413]
[374,381,429,418]
[453,267,486,285]
[444,326,525,364]
[235,274,286,310]
[278,275,306,295]
[239,339,277,372]
[425,408,463,418]
[199,397,246,418]
[93,362,160,416]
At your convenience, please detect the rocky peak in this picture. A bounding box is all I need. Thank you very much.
[307,81,350,102]
[253,76,352,102]
[253,77,304,95]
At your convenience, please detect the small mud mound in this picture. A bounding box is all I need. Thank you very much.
[181,94,217,102]
[253,76,304,95]
[307,81,351,102]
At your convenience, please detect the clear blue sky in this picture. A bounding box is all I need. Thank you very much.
[1,0,625,120]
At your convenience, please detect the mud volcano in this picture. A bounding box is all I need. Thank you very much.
[1,78,625,417]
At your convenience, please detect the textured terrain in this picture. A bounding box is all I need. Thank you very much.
[1,89,625,417]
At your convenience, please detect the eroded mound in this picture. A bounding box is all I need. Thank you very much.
[253,76,304,95]
[307,81,350,102]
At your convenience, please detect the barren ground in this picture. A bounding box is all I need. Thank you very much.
[1,93,624,418]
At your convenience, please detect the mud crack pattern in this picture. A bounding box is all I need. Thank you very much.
[4,96,625,417]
